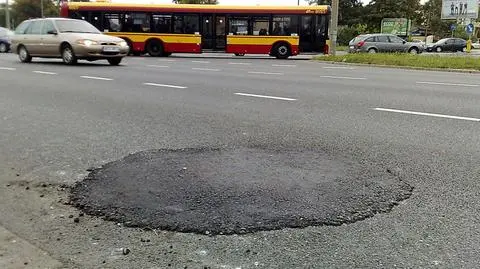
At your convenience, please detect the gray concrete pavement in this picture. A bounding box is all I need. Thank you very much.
[0,53,480,268]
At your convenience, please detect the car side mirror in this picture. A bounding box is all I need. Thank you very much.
[47,30,58,35]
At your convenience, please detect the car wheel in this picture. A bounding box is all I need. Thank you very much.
[273,43,291,59]
[408,47,419,54]
[61,45,77,65]
[0,43,7,53]
[368,48,377,53]
[107,57,122,66]
[462,46,467,52]
[18,46,32,63]
[436,46,442,52]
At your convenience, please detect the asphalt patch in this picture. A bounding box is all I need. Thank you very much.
[70,147,413,235]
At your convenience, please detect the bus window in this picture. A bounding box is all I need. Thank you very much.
[90,12,102,31]
[252,16,269,36]
[104,13,122,32]
[152,14,172,33]
[70,11,88,20]
[272,15,298,36]
[173,15,184,33]
[123,12,150,33]
[229,17,248,35]
[184,15,199,34]
[316,15,327,37]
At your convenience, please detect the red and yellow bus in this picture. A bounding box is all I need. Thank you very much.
[60,2,330,59]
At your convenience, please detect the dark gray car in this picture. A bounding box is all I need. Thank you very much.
[349,33,424,54]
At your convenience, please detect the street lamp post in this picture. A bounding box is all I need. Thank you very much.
[5,0,10,29]
[330,0,339,55]
[41,0,44,18]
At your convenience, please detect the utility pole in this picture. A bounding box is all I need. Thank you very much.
[41,0,44,18]
[5,0,10,29]
[330,0,339,55]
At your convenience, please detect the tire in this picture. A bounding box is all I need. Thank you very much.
[436,46,442,53]
[0,43,7,53]
[273,43,290,59]
[368,48,377,53]
[234,53,245,56]
[408,47,419,54]
[146,39,164,57]
[462,47,466,52]
[61,44,77,65]
[18,45,32,63]
[107,57,122,66]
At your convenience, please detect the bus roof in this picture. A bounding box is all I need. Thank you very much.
[65,2,331,15]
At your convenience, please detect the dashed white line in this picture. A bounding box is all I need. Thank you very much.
[416,81,478,87]
[374,108,480,122]
[0,67,16,71]
[80,76,113,81]
[234,92,296,101]
[192,60,210,63]
[248,71,284,75]
[192,67,220,72]
[143,82,187,89]
[272,64,297,67]
[147,64,170,68]
[320,75,366,80]
[33,71,57,75]
[158,59,176,62]
[322,66,355,70]
[228,62,252,65]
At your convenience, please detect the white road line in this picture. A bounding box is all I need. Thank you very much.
[0,67,16,71]
[158,59,176,62]
[248,71,284,75]
[33,71,57,75]
[322,66,354,70]
[192,67,220,72]
[416,81,479,87]
[192,60,210,63]
[147,64,169,68]
[374,108,480,122]
[320,75,366,80]
[234,92,296,101]
[80,76,113,81]
[228,62,252,65]
[143,82,187,89]
[272,64,296,67]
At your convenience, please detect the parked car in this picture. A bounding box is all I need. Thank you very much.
[11,18,129,65]
[349,33,423,54]
[0,27,13,53]
[425,38,467,52]
[471,41,480,49]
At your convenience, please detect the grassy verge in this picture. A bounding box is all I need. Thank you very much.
[336,45,348,51]
[315,53,480,71]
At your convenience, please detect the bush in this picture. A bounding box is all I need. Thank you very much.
[337,24,367,45]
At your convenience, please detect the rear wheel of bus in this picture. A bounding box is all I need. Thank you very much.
[273,42,291,59]
[146,39,164,57]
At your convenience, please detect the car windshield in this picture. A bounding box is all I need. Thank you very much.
[55,20,100,34]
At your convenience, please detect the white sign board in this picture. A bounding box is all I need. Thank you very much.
[441,0,478,19]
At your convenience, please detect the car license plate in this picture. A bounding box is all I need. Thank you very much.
[103,46,120,52]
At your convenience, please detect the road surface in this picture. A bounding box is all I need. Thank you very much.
[0,53,479,268]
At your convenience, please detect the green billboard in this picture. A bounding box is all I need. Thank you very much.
[381,18,411,36]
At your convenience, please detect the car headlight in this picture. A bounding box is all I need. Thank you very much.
[119,41,128,47]
[77,39,98,46]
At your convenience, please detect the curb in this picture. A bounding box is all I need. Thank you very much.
[314,59,480,74]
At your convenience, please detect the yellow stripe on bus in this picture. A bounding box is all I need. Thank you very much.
[227,36,299,46]
[104,32,201,44]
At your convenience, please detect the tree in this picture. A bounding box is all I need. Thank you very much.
[364,0,422,33]
[310,0,365,27]
[11,0,58,25]
[421,0,450,38]
[172,0,218,4]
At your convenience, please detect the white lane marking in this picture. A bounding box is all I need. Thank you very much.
[272,64,296,67]
[192,67,220,72]
[158,59,176,62]
[143,82,187,89]
[322,66,355,70]
[80,76,113,81]
[416,81,479,87]
[248,71,283,75]
[234,92,296,101]
[228,62,252,65]
[374,108,480,122]
[0,67,16,71]
[33,71,57,75]
[147,64,169,68]
[192,60,210,63]
[320,75,366,80]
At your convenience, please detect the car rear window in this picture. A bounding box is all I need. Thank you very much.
[350,35,366,45]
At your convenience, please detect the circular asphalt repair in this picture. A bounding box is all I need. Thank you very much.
[70,147,413,235]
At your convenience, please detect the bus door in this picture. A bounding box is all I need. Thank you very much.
[314,15,328,52]
[299,15,314,52]
[201,14,214,49]
[214,15,226,50]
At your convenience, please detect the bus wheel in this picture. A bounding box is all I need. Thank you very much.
[146,39,164,57]
[273,43,290,59]
[234,53,245,56]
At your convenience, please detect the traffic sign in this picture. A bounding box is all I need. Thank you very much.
[466,23,474,34]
